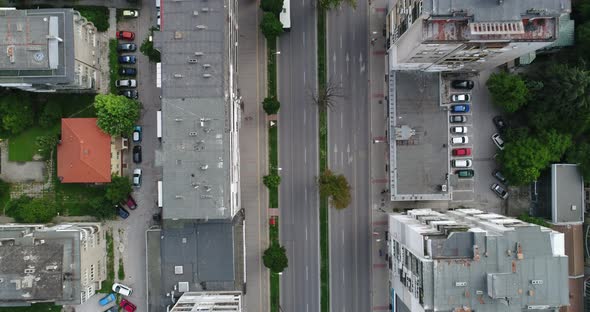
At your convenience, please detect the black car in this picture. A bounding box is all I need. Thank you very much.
[493,116,507,132]
[119,89,138,99]
[449,115,467,123]
[451,79,474,90]
[119,67,137,76]
[492,169,507,184]
[117,43,137,52]
[133,145,142,163]
[116,205,130,219]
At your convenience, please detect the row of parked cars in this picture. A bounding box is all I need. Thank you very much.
[116,31,139,100]
[99,283,136,311]
[490,116,508,199]
[448,80,474,180]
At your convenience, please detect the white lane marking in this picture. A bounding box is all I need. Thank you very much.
[303,71,306,85]
[360,53,365,73]
[306,265,309,280]
[340,34,343,49]
[340,151,344,167]
[340,113,343,129]
[333,52,337,74]
[302,31,306,46]
[307,304,309,312]
[304,147,307,164]
[334,144,338,154]
[342,229,344,246]
[342,267,345,282]
[346,53,350,74]
[306,227,308,241]
[305,188,308,201]
[302,0,305,6]
[304,108,307,125]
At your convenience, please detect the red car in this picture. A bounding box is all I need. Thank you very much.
[452,148,472,156]
[120,299,137,312]
[122,194,137,210]
[117,31,135,40]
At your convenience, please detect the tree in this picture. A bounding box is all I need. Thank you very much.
[498,136,551,186]
[260,0,284,16]
[6,196,56,223]
[87,197,117,220]
[36,135,59,160]
[140,32,161,63]
[542,64,590,118]
[260,12,283,40]
[319,0,356,9]
[262,96,281,115]
[539,130,571,161]
[94,94,140,136]
[318,169,351,209]
[39,101,63,128]
[105,175,132,204]
[311,79,343,111]
[0,93,34,136]
[263,173,281,189]
[567,142,590,180]
[263,243,288,273]
[577,22,590,60]
[486,72,528,113]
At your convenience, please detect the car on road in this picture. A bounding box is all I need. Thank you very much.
[116,31,135,40]
[116,205,129,219]
[119,67,137,76]
[118,55,136,64]
[117,43,137,52]
[115,79,137,88]
[133,145,142,163]
[450,93,471,102]
[122,9,139,17]
[493,116,507,132]
[113,283,133,296]
[450,126,467,134]
[120,299,137,312]
[132,168,142,187]
[452,148,471,156]
[99,293,116,306]
[449,115,467,123]
[493,169,508,184]
[491,183,509,199]
[492,133,505,150]
[451,104,470,113]
[124,194,137,210]
[132,125,142,142]
[451,80,474,90]
[452,159,472,168]
[119,89,138,99]
[451,136,469,145]
[456,169,475,178]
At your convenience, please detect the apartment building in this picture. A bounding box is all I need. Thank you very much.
[388,209,569,312]
[0,223,106,306]
[0,9,106,92]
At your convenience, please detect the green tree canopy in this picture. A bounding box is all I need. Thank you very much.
[87,197,117,220]
[6,196,56,223]
[263,243,288,273]
[36,135,59,160]
[39,100,63,129]
[260,0,284,16]
[105,175,132,204]
[319,0,356,9]
[140,31,161,63]
[94,94,140,136]
[318,169,351,209]
[0,93,34,136]
[543,64,590,118]
[567,142,590,180]
[263,173,281,189]
[498,135,552,185]
[486,72,529,113]
[260,12,283,40]
[262,96,281,115]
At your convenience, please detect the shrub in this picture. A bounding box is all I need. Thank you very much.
[263,96,281,115]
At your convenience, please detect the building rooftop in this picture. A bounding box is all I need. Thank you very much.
[551,164,584,223]
[170,291,242,311]
[57,118,111,183]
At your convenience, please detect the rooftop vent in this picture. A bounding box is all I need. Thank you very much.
[174,73,183,78]
[194,52,204,56]
[196,25,207,30]
[200,164,208,170]
[189,131,198,136]
[193,10,199,16]
[174,31,183,39]
[175,118,183,122]
[201,8,210,12]
[202,63,211,69]
[203,73,212,78]
[188,59,198,64]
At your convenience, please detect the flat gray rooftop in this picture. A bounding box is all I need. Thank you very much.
[389,71,450,201]
[551,164,584,223]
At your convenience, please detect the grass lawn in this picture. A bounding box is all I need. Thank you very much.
[109,39,120,94]
[100,230,115,293]
[267,37,278,97]
[270,272,280,312]
[118,258,126,280]
[269,123,279,208]
[8,125,59,162]
[0,303,62,312]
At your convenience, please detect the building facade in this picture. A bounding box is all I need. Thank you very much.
[388,209,569,312]
[386,0,571,72]
[0,9,106,92]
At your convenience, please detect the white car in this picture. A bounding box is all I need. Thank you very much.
[450,126,467,134]
[451,136,469,145]
[112,283,133,296]
[133,168,142,187]
[115,79,137,88]
[122,10,139,17]
[492,133,505,150]
[451,93,471,102]
[452,159,473,168]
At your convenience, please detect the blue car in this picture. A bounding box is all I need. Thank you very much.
[118,55,136,64]
[99,293,116,306]
[117,205,130,219]
[451,104,470,113]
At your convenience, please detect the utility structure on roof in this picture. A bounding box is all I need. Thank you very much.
[387,209,569,312]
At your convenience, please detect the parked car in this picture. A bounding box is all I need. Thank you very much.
[491,183,509,199]
[133,145,142,163]
[116,205,129,219]
[451,104,470,113]
[132,125,142,142]
[449,115,467,123]
[119,67,137,76]
[450,93,471,102]
[451,80,474,90]
[119,89,138,99]
[118,55,136,64]
[103,308,117,312]
[452,159,472,168]
[112,283,133,296]
[492,169,507,184]
[452,148,471,156]
[450,126,467,134]
[122,9,139,17]
[157,10,161,27]
[99,293,116,306]
[451,136,469,145]
[115,79,137,88]
[456,169,475,178]
[133,168,142,187]
[125,194,137,210]
[116,31,135,40]
[493,116,507,132]
[117,43,137,52]
[120,299,137,312]
[492,133,505,150]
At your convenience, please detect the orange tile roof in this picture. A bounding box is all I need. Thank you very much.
[57,118,112,183]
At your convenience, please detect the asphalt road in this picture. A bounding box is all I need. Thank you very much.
[326,3,371,312]
[277,0,320,311]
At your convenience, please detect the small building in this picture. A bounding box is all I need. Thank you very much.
[388,209,569,312]
[0,9,106,92]
[169,291,242,311]
[0,223,107,306]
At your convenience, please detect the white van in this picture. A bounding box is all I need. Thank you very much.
[155,0,160,8]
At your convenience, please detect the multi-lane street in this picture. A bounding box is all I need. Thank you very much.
[278,0,320,311]
[327,3,371,312]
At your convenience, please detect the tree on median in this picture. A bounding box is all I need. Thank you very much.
[263,173,281,189]
[260,12,283,40]
[263,243,288,273]
[260,0,284,17]
[311,79,342,111]
[263,96,281,115]
[94,94,140,136]
[318,169,351,209]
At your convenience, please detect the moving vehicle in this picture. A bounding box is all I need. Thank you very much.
[279,0,291,30]
[117,43,137,52]
[449,115,467,123]
[132,125,142,142]
[491,183,509,199]
[450,126,467,134]
[112,283,133,296]
[125,194,137,210]
[119,89,138,99]
[451,80,474,90]
[451,159,472,168]
[119,67,137,76]
[120,299,137,312]
[451,104,470,113]
[456,169,475,178]
[133,168,142,187]
[122,9,139,17]
[452,148,471,156]
[157,180,163,208]
[493,116,507,132]
[116,205,129,219]
[493,169,507,184]
[115,79,137,88]
[133,145,142,163]
[492,133,505,150]
[118,55,137,64]
[99,293,116,306]
[157,110,162,140]
[451,136,469,145]
[116,31,135,40]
